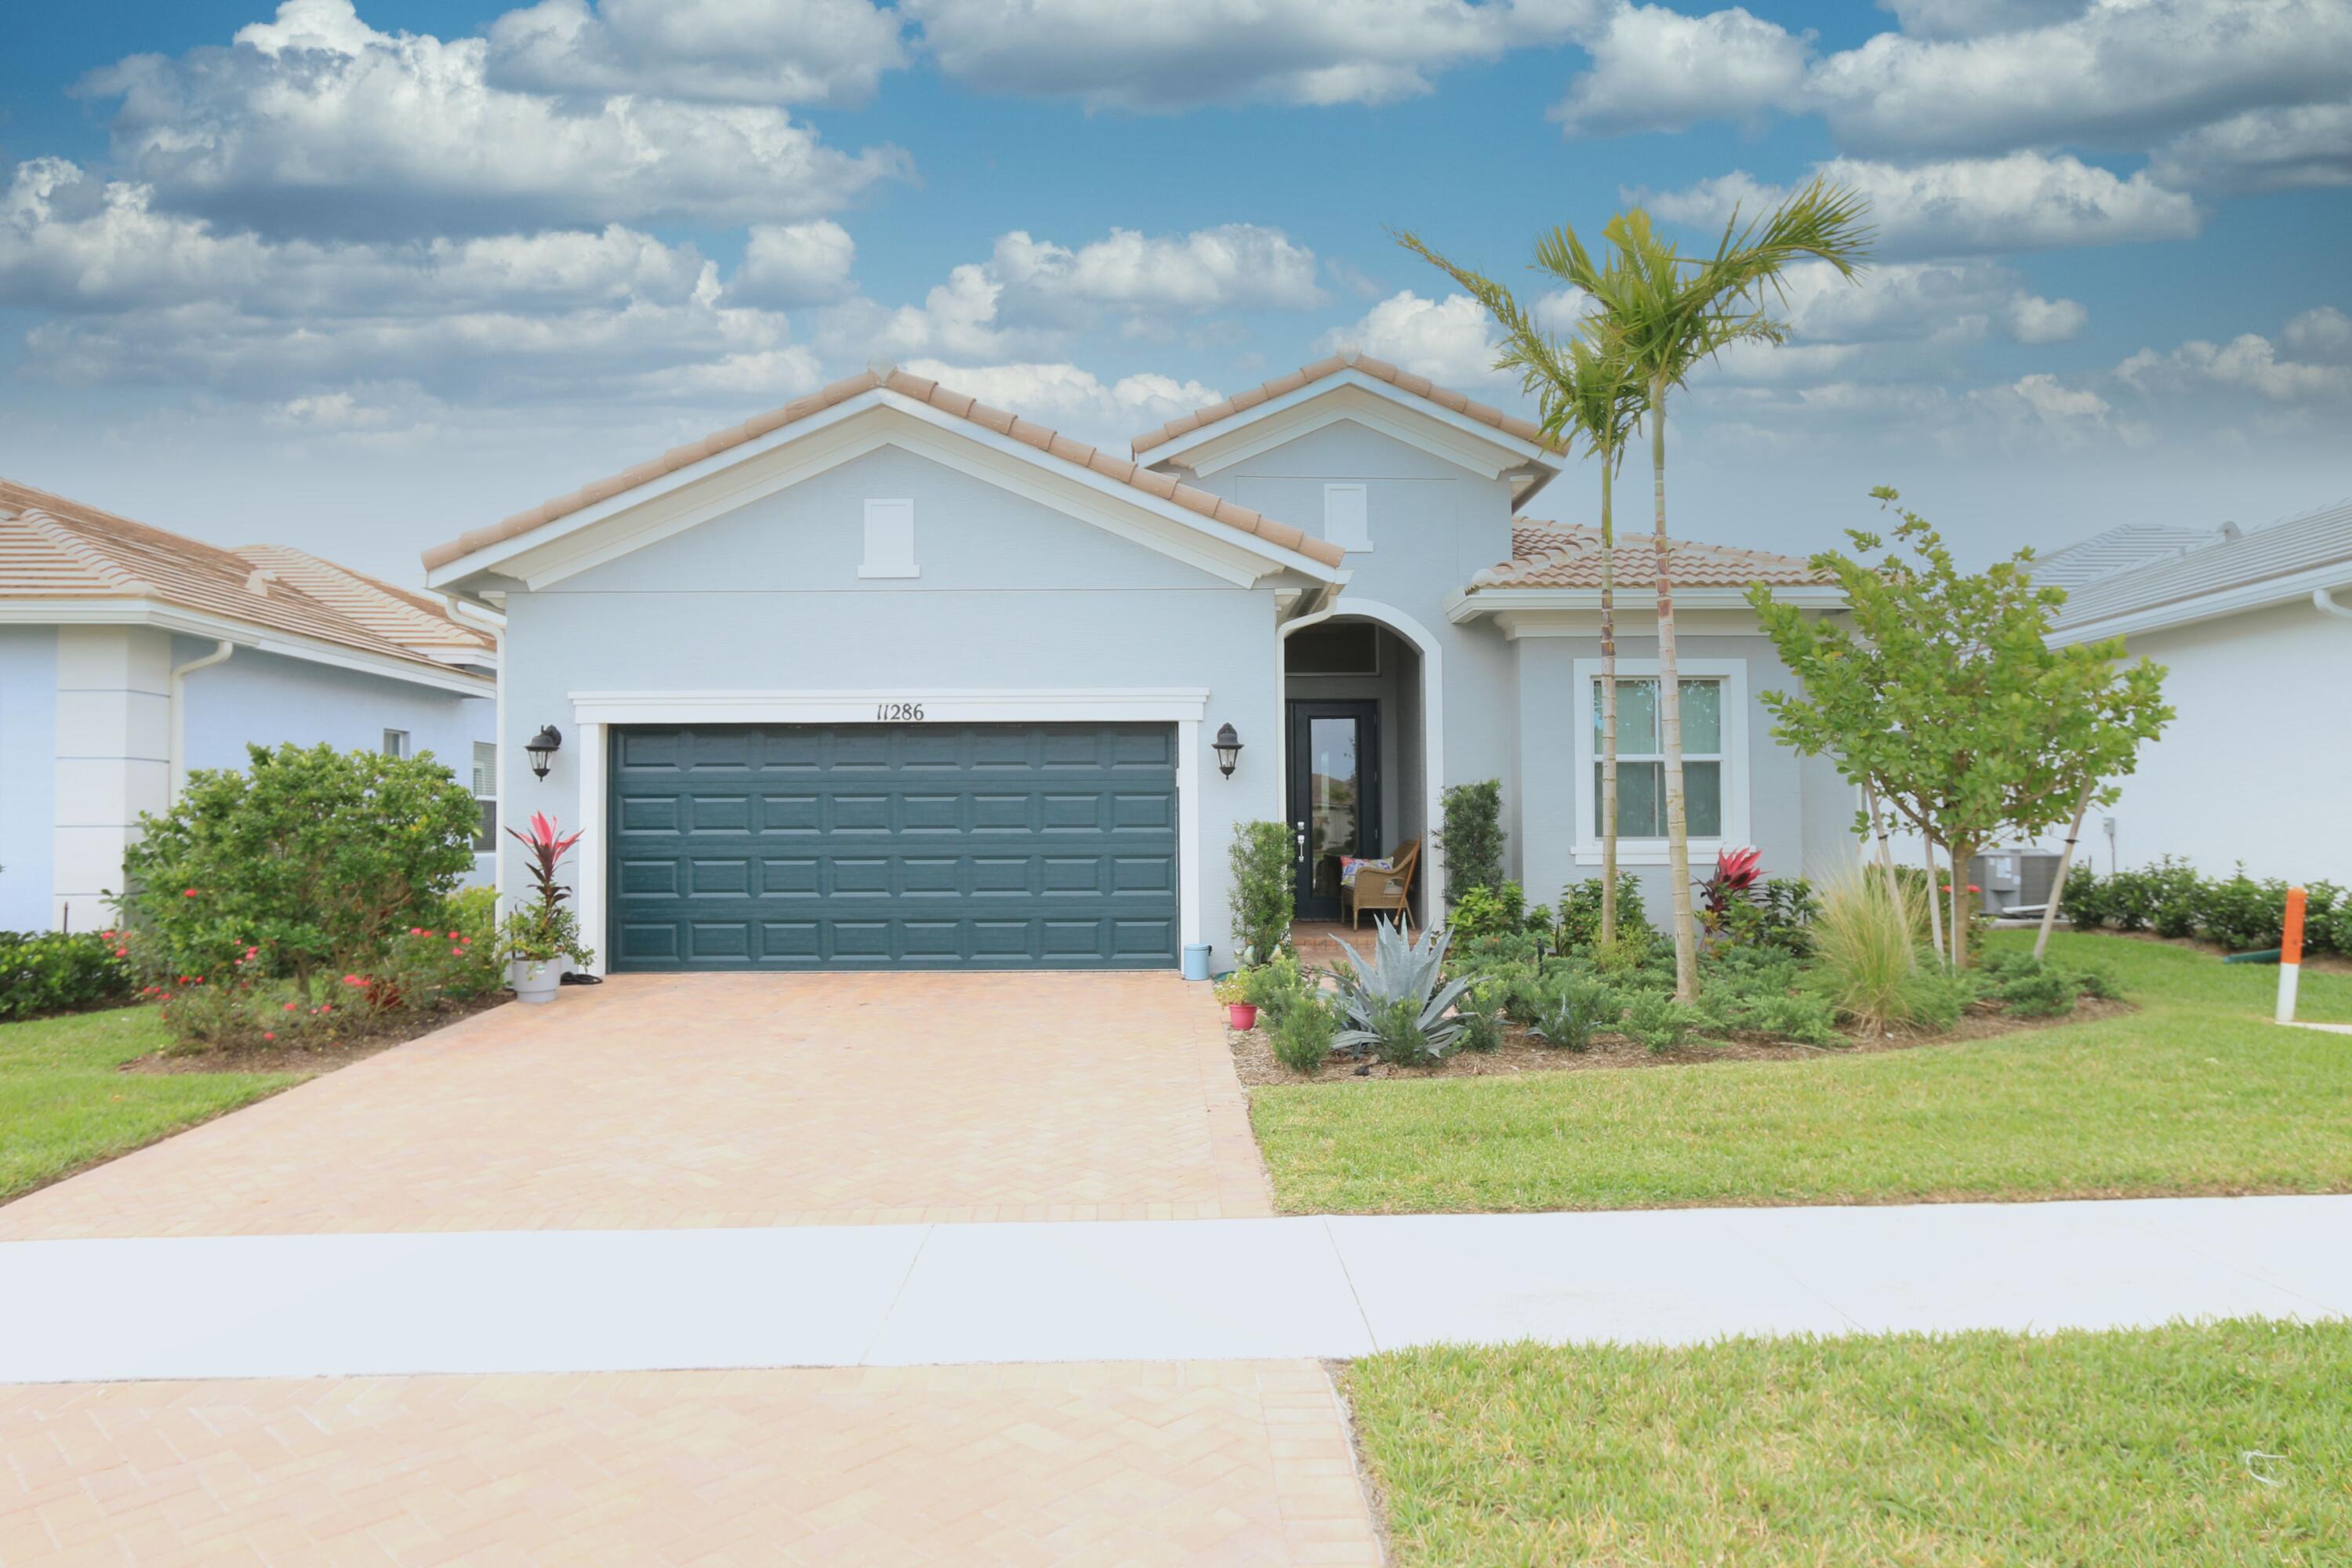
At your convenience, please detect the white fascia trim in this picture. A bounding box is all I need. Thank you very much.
[0,599,493,697]
[429,393,1343,593]
[1566,655,1751,867]
[1280,599,1447,913]
[1450,585,1846,626]
[2050,566,2352,645]
[1141,371,1559,478]
[568,688,1212,726]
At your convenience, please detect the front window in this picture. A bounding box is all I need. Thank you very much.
[381,728,409,759]
[1592,677,1722,838]
[471,741,498,852]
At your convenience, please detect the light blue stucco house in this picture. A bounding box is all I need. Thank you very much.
[0,480,499,932]
[423,354,1855,974]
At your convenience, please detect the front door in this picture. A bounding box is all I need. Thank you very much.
[1287,700,1381,922]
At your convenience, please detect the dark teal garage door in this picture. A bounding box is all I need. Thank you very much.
[608,724,1180,970]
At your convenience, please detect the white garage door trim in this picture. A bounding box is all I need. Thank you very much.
[568,689,1210,975]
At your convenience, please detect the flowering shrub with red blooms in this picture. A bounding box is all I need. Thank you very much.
[349,925,503,1014]
[0,931,136,1022]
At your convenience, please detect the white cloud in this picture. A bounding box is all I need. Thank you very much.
[485,0,906,107]
[2150,101,2352,193]
[1643,153,2201,256]
[902,0,1599,111]
[1872,0,2092,42]
[1808,0,2352,158]
[896,358,1221,445]
[2117,328,2352,402]
[82,0,910,238]
[1965,372,2139,449]
[1552,4,1813,137]
[1316,290,1511,387]
[1753,257,2087,346]
[2284,306,2352,361]
[821,223,1327,363]
[730,220,858,307]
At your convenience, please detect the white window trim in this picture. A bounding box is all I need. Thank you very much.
[470,740,499,857]
[858,497,919,579]
[567,688,1210,977]
[381,728,409,759]
[1323,482,1372,554]
[1570,657,1749,867]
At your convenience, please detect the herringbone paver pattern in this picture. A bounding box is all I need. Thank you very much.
[0,971,1272,1240]
[0,1360,1382,1566]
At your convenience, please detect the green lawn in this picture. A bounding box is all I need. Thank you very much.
[1254,931,2352,1214]
[0,1007,301,1203]
[1346,1319,2352,1567]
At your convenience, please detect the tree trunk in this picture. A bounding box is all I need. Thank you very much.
[1864,781,1899,902]
[2034,783,2099,961]
[1922,836,1946,965]
[1649,377,1698,1000]
[1599,452,1619,948]
[1949,842,1973,970]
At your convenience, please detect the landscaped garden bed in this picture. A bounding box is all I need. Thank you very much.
[116,989,508,1076]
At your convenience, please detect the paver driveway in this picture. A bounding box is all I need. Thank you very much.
[0,971,1272,1240]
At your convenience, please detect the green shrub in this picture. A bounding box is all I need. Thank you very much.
[1243,949,1312,1022]
[1439,779,1506,906]
[2058,866,2110,929]
[0,931,136,1021]
[1454,990,1507,1053]
[1228,821,1294,965]
[2192,866,2289,952]
[1809,869,1929,1030]
[1529,977,1615,1052]
[2301,883,2343,956]
[1448,880,1526,942]
[1269,993,1340,1074]
[1748,989,1841,1046]
[1555,873,1650,952]
[1995,960,2078,1018]
[1621,990,1710,1051]
[118,742,481,1001]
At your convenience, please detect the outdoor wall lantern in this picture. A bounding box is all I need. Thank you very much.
[525,725,564,780]
[1212,723,1243,779]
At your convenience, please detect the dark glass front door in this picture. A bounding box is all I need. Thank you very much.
[1287,700,1381,922]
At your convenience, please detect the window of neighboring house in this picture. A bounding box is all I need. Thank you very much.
[1323,483,1371,552]
[471,742,498,853]
[1591,677,1723,838]
[381,728,409,759]
[859,498,917,578]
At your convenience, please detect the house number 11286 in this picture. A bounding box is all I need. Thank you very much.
[875,702,926,721]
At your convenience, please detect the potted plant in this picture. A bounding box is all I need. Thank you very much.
[1213,971,1258,1030]
[502,812,594,1004]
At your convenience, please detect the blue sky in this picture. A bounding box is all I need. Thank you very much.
[2,0,2347,582]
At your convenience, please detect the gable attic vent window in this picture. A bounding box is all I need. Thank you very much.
[859,498,918,579]
[1323,483,1371,553]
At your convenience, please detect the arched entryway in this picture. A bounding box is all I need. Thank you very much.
[1278,601,1443,935]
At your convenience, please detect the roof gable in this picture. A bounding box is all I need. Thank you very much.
[422,368,1345,586]
[1132,352,1566,463]
[2051,499,2352,638]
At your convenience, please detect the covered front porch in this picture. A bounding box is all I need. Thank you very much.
[1281,612,1434,935]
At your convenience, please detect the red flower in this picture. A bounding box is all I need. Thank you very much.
[114,947,129,958]
[183,888,199,898]
[283,1001,298,1012]
[263,1032,276,1041]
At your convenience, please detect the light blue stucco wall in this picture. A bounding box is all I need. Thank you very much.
[497,444,1292,966]
[1183,416,1523,899]
[0,628,59,930]
[175,639,498,883]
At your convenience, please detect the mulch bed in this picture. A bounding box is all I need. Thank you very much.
[119,993,510,1076]
[1230,996,2136,1086]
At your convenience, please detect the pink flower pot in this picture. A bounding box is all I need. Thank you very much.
[1226,1002,1259,1030]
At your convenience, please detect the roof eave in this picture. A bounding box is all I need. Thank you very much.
[1134,368,1564,475]
[0,597,495,695]
[1448,583,1846,624]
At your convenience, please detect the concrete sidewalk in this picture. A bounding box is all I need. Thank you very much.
[5,1194,2347,1384]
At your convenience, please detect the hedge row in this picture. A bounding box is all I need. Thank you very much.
[2060,857,2350,955]
[0,931,136,1022]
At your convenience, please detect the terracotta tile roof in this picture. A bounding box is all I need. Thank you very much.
[1471,519,1832,591]
[421,368,1345,575]
[0,479,492,676]
[1130,351,1567,459]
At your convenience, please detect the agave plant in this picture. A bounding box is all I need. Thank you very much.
[1330,920,1475,1065]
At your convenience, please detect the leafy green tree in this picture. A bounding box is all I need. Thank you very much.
[118,743,481,999]
[1749,490,2173,967]
[1402,180,1872,998]
[1229,820,1296,964]
[1439,779,1508,904]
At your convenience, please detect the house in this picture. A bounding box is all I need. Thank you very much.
[0,481,500,931]
[2038,499,2352,885]
[423,354,1857,973]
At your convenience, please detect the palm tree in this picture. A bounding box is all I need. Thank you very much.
[1403,180,1871,999]
[1390,234,1650,947]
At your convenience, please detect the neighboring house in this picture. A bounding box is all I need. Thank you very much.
[423,354,1857,974]
[2035,499,2352,885]
[0,481,500,931]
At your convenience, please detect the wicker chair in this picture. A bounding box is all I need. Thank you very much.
[1340,839,1420,932]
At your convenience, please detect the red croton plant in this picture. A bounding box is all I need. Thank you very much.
[506,811,584,913]
[1697,845,1764,927]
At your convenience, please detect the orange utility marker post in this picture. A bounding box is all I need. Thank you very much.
[2278,886,2307,1025]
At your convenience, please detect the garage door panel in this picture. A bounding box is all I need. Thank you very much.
[609,723,1179,971]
